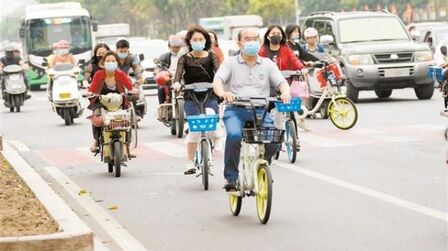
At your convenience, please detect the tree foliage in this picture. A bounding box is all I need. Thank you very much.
[27,0,447,39]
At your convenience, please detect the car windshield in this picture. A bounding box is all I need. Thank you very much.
[26,16,92,56]
[130,40,168,60]
[339,17,409,43]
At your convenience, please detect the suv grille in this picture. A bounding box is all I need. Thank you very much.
[374,52,413,63]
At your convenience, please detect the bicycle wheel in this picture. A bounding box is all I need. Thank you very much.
[284,120,297,163]
[256,164,272,224]
[200,140,210,191]
[229,193,242,216]
[176,99,185,138]
[328,97,358,130]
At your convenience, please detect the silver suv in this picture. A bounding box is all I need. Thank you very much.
[303,11,434,102]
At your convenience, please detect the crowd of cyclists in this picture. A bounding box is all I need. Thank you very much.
[0,22,336,190]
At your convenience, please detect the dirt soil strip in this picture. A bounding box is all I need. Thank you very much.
[0,153,58,237]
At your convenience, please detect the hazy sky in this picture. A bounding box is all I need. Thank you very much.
[0,0,36,20]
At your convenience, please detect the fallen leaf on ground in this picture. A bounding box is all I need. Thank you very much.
[78,189,88,196]
[108,205,119,211]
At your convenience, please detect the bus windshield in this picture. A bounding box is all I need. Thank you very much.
[26,16,92,56]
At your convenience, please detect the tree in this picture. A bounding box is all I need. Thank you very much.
[247,0,295,24]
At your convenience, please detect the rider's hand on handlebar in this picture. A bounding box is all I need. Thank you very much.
[130,88,139,94]
[222,92,235,102]
[172,82,181,92]
[280,92,291,104]
[137,77,144,85]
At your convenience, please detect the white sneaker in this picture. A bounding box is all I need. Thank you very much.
[440,110,448,118]
[184,162,196,175]
[214,138,223,152]
[297,118,311,132]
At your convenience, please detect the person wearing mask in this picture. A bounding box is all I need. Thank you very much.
[115,39,144,120]
[47,40,78,101]
[209,31,224,64]
[48,40,77,67]
[172,25,220,175]
[154,35,184,104]
[303,27,325,53]
[259,25,304,70]
[285,24,319,64]
[259,25,309,131]
[84,43,110,84]
[0,44,31,99]
[86,51,138,152]
[212,28,291,191]
[115,39,143,84]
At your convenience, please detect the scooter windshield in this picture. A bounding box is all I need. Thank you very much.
[3,65,23,74]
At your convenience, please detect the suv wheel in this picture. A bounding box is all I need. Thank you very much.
[342,66,359,103]
[346,81,359,103]
[375,89,392,98]
[414,84,434,100]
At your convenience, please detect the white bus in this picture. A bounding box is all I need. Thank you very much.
[20,2,96,89]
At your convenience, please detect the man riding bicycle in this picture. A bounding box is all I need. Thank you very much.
[213,28,291,191]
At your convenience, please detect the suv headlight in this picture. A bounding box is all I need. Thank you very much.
[348,54,373,65]
[415,51,433,62]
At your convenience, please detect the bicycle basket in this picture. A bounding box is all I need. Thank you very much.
[275,98,302,112]
[242,127,285,144]
[428,65,443,81]
[187,114,218,132]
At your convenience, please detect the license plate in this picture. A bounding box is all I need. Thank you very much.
[59,93,71,99]
[384,68,409,77]
[9,75,20,81]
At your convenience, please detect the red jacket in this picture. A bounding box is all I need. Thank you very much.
[259,45,304,70]
[88,69,133,109]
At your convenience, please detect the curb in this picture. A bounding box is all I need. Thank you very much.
[1,143,94,251]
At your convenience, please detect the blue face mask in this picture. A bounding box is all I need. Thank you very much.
[105,62,117,71]
[191,42,205,52]
[243,41,261,56]
[117,52,128,59]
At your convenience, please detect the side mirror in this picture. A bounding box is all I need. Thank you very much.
[320,35,334,46]
[441,46,447,56]
[78,59,86,65]
[410,30,421,41]
[19,21,25,38]
[139,54,144,61]
[19,28,25,38]
[42,57,48,67]
[92,21,98,32]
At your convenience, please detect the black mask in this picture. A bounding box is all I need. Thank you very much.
[270,35,282,45]
[441,46,447,56]
[96,55,103,62]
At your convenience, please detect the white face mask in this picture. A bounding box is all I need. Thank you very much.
[57,48,69,56]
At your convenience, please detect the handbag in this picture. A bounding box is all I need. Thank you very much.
[290,77,309,98]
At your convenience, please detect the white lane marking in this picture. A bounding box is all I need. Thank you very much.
[94,237,111,251]
[274,161,448,223]
[352,128,420,143]
[6,140,31,152]
[299,133,355,148]
[44,166,149,251]
[143,142,186,158]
